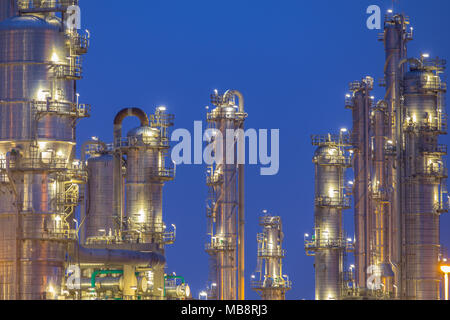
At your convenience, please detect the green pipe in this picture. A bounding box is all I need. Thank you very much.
[91,270,123,288]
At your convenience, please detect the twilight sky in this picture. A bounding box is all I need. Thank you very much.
[75,0,450,299]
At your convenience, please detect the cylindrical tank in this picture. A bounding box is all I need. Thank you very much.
[125,126,163,243]
[0,14,79,299]
[85,154,115,241]
[313,145,347,300]
[402,65,445,300]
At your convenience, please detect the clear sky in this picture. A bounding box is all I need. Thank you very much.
[75,0,450,300]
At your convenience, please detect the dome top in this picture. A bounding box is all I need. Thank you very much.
[0,15,60,31]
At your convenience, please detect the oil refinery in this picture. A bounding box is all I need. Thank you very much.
[305,11,449,300]
[0,0,449,302]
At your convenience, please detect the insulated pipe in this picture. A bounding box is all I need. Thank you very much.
[223,90,245,300]
[6,151,20,300]
[75,246,166,268]
[112,108,149,234]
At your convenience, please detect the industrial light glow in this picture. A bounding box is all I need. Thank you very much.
[441,266,450,273]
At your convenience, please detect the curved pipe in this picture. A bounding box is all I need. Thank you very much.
[76,246,166,268]
[223,90,245,113]
[398,57,422,71]
[112,108,148,234]
[113,108,149,140]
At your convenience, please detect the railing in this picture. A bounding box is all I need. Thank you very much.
[434,201,450,214]
[0,157,86,175]
[311,133,352,147]
[259,215,281,226]
[33,101,91,118]
[250,279,292,290]
[18,0,78,11]
[257,248,286,258]
[163,230,176,244]
[151,168,175,181]
[305,238,353,252]
[422,58,447,71]
[54,64,82,80]
[150,112,175,129]
[345,97,354,109]
[0,174,9,183]
[206,110,247,121]
[416,166,448,178]
[404,113,448,133]
[68,31,89,55]
[205,241,235,253]
[206,173,223,186]
[420,144,448,155]
[22,228,77,241]
[416,78,447,92]
[115,136,169,149]
[313,154,352,166]
[315,196,351,209]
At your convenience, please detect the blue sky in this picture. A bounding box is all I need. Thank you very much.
[75,0,450,299]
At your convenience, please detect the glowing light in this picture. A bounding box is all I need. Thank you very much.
[422,53,430,58]
[157,106,166,112]
[38,142,47,150]
[441,266,450,273]
[56,151,64,157]
[37,89,49,101]
[54,216,61,222]
[137,210,145,223]
[340,128,348,133]
[51,52,59,63]
[91,136,98,141]
[387,9,393,13]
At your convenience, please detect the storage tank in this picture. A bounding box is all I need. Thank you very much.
[85,154,115,242]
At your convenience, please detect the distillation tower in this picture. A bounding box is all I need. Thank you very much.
[0,0,90,299]
[75,106,189,300]
[205,90,247,300]
[251,212,291,300]
[307,11,448,300]
[0,0,190,300]
[305,134,353,300]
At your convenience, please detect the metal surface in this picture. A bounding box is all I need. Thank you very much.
[306,137,352,300]
[205,90,247,300]
[402,60,447,299]
[0,4,89,299]
[85,154,115,242]
[0,0,17,22]
[311,12,448,301]
[252,214,291,300]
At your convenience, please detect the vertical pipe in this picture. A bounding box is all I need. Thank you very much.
[238,162,245,300]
